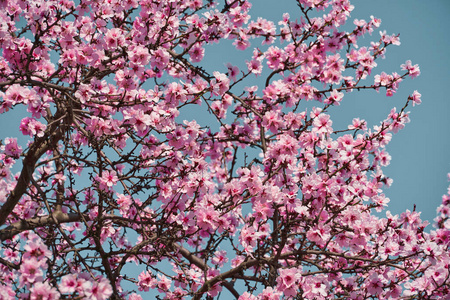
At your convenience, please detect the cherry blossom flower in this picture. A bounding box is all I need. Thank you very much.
[211,72,230,96]
[262,110,283,133]
[188,43,205,63]
[19,257,44,288]
[246,58,263,75]
[211,249,228,267]
[84,277,113,300]
[97,170,118,191]
[128,293,143,300]
[226,63,240,82]
[138,271,156,292]
[19,117,46,137]
[2,137,21,158]
[325,89,344,105]
[23,237,51,260]
[29,282,60,300]
[401,60,421,78]
[238,292,258,300]
[59,274,78,294]
[313,113,333,135]
[410,90,422,106]
[0,285,15,300]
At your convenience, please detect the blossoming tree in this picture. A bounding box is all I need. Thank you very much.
[0,0,449,299]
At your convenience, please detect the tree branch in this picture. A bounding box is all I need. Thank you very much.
[0,256,19,270]
[0,125,63,226]
[173,244,241,299]
[0,211,83,241]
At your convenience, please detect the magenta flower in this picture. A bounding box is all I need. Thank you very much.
[59,274,78,294]
[19,117,46,137]
[279,268,300,288]
[84,277,113,300]
[3,137,22,158]
[100,170,118,189]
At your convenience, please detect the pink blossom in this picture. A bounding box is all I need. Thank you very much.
[358,47,377,70]
[278,268,300,288]
[374,71,392,86]
[23,238,51,260]
[238,292,257,300]
[1,84,31,113]
[188,43,205,63]
[325,89,344,105]
[156,274,172,292]
[97,170,118,191]
[365,273,384,295]
[265,46,287,69]
[239,225,257,252]
[19,117,46,137]
[165,82,187,105]
[19,257,44,287]
[410,90,422,106]
[348,117,367,130]
[233,34,251,51]
[0,284,15,299]
[138,271,155,292]
[150,48,170,69]
[385,88,395,97]
[226,63,240,82]
[84,277,113,300]
[262,110,283,133]
[211,71,230,96]
[3,248,19,262]
[52,173,67,185]
[104,28,125,50]
[3,137,22,158]
[259,287,282,299]
[0,1,444,299]
[196,205,219,232]
[128,293,143,300]
[401,60,421,78]
[29,282,60,300]
[313,113,333,135]
[59,274,78,294]
[231,255,245,268]
[370,15,381,27]
[311,280,327,297]
[246,58,263,75]
[116,193,132,209]
[211,250,228,267]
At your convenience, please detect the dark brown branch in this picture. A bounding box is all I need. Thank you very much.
[0,125,63,227]
[0,79,73,92]
[0,256,19,270]
[173,243,207,270]
[0,212,83,241]
[173,244,241,299]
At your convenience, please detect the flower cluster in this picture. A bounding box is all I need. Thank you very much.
[0,0,448,299]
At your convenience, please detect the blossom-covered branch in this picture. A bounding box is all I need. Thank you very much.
[0,0,448,299]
